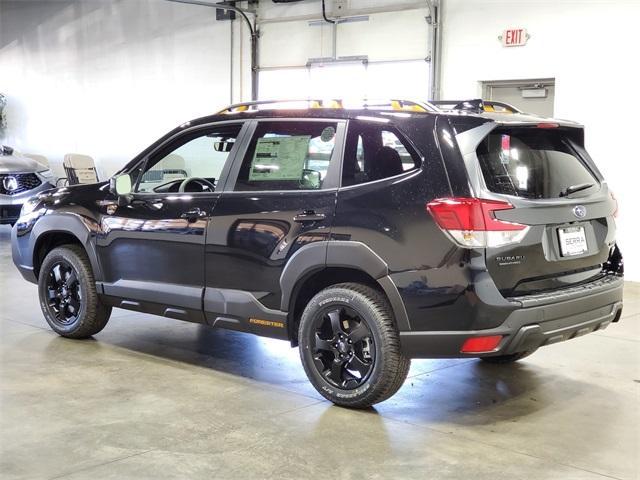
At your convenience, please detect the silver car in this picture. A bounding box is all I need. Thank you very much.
[0,147,56,226]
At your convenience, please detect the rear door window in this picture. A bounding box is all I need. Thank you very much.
[476,128,598,199]
[233,121,338,191]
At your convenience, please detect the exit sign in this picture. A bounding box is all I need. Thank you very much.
[500,28,529,47]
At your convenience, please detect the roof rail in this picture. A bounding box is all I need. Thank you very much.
[216,99,438,115]
[430,99,521,114]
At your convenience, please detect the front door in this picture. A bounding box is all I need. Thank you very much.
[96,122,247,321]
[204,119,345,336]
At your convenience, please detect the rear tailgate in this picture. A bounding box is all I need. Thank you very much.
[456,120,618,296]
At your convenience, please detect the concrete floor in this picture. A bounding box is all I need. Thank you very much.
[0,227,638,480]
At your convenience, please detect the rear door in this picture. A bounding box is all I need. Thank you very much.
[204,118,345,334]
[459,122,617,296]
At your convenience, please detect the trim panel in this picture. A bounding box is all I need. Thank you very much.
[204,287,289,340]
[99,279,203,310]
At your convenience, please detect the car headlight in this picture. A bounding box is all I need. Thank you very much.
[20,196,41,217]
[38,169,55,180]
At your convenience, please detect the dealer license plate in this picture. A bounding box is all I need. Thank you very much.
[558,226,588,257]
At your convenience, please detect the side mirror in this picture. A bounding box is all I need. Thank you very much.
[110,174,132,197]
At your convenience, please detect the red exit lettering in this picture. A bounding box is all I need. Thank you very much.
[502,28,528,47]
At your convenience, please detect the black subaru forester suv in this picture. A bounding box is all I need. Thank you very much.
[12,99,624,408]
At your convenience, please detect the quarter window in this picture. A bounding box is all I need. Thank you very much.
[233,121,338,191]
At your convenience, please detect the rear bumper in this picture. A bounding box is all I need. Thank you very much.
[400,274,624,358]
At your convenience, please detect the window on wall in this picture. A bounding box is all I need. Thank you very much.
[308,63,368,99]
[259,69,311,99]
[366,61,430,99]
[233,121,339,191]
[258,60,430,101]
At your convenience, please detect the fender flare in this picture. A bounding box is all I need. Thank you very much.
[29,212,103,281]
[279,240,411,331]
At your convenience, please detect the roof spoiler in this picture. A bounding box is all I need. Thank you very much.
[430,99,521,114]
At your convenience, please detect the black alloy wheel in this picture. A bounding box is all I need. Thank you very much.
[311,305,375,389]
[299,283,411,408]
[45,260,82,326]
[38,245,111,338]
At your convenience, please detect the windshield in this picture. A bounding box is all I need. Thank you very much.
[476,127,598,199]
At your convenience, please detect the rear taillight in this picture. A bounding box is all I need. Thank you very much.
[426,197,529,248]
[610,191,618,219]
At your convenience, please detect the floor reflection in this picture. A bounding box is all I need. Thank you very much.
[90,315,564,421]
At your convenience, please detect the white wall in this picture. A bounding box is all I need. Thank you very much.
[0,0,234,177]
[441,0,640,280]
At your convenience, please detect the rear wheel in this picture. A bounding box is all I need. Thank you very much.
[480,350,537,364]
[38,245,111,338]
[298,283,410,408]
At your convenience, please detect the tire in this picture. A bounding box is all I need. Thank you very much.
[480,349,537,364]
[298,283,411,409]
[38,244,111,339]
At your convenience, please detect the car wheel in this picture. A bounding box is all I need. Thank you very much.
[480,349,537,364]
[298,283,410,409]
[38,245,111,339]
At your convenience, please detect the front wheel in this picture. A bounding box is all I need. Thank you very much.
[38,245,111,339]
[298,283,410,409]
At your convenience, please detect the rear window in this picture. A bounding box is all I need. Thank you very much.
[476,128,598,199]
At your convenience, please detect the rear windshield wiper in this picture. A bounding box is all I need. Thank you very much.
[560,182,594,197]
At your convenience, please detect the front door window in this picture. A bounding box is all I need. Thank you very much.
[136,124,243,194]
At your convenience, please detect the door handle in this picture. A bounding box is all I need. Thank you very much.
[293,211,326,223]
[180,208,208,222]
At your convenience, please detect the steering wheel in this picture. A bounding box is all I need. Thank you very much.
[178,177,216,193]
